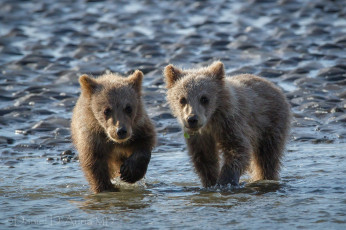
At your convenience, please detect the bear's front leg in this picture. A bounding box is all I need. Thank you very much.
[120,149,151,183]
[217,137,251,187]
[187,133,219,188]
[218,164,241,186]
[80,154,117,193]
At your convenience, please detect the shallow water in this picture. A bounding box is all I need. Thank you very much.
[0,0,345,229]
[1,143,346,229]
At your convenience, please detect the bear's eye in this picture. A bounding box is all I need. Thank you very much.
[124,105,132,115]
[180,97,187,105]
[200,96,209,105]
[104,107,112,117]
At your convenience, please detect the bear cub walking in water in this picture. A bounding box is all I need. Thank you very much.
[164,61,291,187]
[71,71,156,193]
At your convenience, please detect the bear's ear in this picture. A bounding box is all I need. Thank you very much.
[128,70,143,93]
[164,64,183,89]
[208,61,225,80]
[79,74,98,95]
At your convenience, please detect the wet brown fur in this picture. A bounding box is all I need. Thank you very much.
[71,71,156,193]
[164,61,291,187]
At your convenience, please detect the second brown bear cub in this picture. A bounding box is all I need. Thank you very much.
[71,71,156,193]
[164,61,291,187]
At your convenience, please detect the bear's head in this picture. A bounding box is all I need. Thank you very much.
[79,70,144,143]
[164,61,225,133]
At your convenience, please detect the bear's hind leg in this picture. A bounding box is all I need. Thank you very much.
[251,133,285,181]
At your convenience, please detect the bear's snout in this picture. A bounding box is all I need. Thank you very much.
[186,114,201,130]
[116,127,127,139]
[107,125,132,143]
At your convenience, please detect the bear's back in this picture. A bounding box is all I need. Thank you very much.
[225,74,290,133]
[226,74,287,107]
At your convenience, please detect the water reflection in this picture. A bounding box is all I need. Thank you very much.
[183,181,284,208]
[237,181,284,195]
[72,187,152,214]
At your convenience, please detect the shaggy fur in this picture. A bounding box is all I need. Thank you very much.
[71,71,156,193]
[164,61,291,187]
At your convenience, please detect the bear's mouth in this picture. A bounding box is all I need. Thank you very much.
[113,137,130,143]
[184,126,201,134]
[107,133,131,144]
[183,116,204,132]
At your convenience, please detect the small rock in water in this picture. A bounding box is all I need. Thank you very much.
[61,150,74,156]
[46,157,54,161]
[59,150,75,163]
[15,130,30,135]
[0,136,14,145]
[62,157,70,163]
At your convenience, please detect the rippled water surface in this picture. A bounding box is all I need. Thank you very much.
[1,144,346,229]
[0,0,345,229]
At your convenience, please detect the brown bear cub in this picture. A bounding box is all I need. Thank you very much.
[71,71,156,193]
[164,61,291,187]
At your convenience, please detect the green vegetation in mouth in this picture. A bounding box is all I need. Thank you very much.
[184,132,190,139]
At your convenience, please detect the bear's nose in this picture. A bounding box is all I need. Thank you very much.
[116,127,127,139]
[187,115,199,128]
